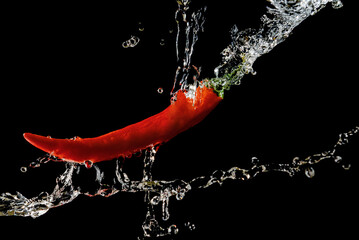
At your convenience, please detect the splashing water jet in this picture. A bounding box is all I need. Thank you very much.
[1,0,356,238]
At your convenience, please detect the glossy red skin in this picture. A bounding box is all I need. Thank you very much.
[23,85,222,164]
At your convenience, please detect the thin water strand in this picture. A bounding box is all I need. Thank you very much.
[172,3,206,95]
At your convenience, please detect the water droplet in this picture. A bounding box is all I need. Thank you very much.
[292,157,300,166]
[305,167,315,178]
[70,136,81,141]
[251,156,259,165]
[176,189,185,200]
[214,66,220,78]
[286,0,298,5]
[168,225,179,235]
[38,191,49,200]
[138,21,144,31]
[157,87,163,94]
[150,196,160,205]
[29,161,40,168]
[122,35,140,48]
[342,163,351,171]
[20,166,27,173]
[211,170,224,180]
[332,0,343,9]
[334,156,342,163]
[84,160,93,169]
[160,39,165,46]
[185,222,196,231]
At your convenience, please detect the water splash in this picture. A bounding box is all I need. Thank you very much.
[172,2,206,95]
[206,0,344,97]
[0,163,80,218]
[1,0,355,239]
[2,125,357,236]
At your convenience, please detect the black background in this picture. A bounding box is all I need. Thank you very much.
[1,0,358,239]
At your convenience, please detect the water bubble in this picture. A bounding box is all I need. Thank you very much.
[176,189,186,200]
[251,156,259,165]
[84,160,93,169]
[157,87,164,94]
[150,196,161,205]
[20,166,27,173]
[305,167,315,178]
[168,224,179,235]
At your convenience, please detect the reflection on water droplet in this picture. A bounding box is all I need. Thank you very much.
[150,196,160,205]
[332,0,343,9]
[160,39,165,46]
[342,163,351,170]
[39,191,49,200]
[168,224,179,235]
[287,0,298,5]
[138,21,144,31]
[84,160,93,169]
[184,222,196,231]
[176,189,185,200]
[251,156,259,165]
[214,66,220,78]
[305,167,315,178]
[122,35,140,48]
[292,156,300,165]
[30,162,40,168]
[20,166,27,173]
[157,87,164,94]
[334,156,342,163]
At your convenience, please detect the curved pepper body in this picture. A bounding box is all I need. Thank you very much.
[24,85,222,164]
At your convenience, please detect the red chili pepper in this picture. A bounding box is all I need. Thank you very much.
[24,84,222,164]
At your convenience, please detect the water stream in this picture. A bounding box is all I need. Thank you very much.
[1,0,356,238]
